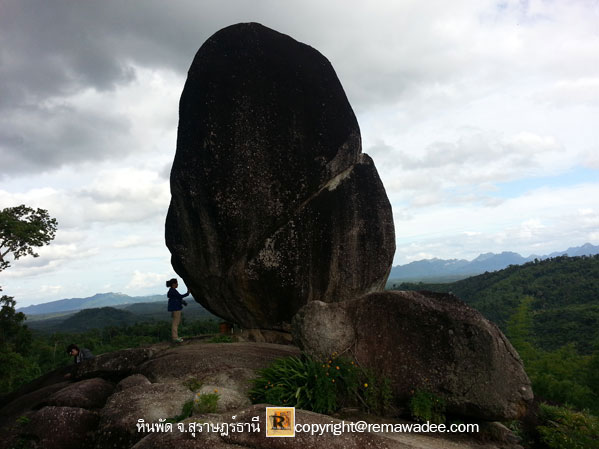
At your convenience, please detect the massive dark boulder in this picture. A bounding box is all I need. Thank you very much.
[292,291,534,421]
[165,22,395,329]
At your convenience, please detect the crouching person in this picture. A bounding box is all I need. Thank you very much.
[64,344,95,378]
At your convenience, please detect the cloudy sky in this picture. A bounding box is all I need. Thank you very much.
[1,0,598,307]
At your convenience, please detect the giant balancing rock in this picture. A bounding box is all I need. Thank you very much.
[165,23,395,329]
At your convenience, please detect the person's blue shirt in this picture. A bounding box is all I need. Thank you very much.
[167,287,190,311]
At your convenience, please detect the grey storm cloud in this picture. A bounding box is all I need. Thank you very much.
[0,0,456,178]
[0,0,248,177]
[1,0,213,103]
[1,0,597,180]
[0,103,130,174]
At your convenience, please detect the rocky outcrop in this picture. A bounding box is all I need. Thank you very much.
[96,382,193,448]
[41,378,114,409]
[138,342,299,389]
[0,340,523,449]
[0,380,70,426]
[165,22,395,330]
[292,291,533,421]
[75,347,156,380]
[23,406,99,449]
[0,342,300,449]
[116,374,152,392]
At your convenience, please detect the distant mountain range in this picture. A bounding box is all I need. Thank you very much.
[26,302,216,333]
[18,243,599,315]
[17,292,166,316]
[389,243,599,281]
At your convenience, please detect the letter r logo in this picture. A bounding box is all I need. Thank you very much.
[265,407,295,437]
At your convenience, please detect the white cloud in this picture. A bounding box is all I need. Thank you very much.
[536,78,599,107]
[517,219,546,240]
[125,270,166,291]
[393,183,599,264]
[379,129,577,211]
[112,235,147,249]
[0,166,170,230]
[78,168,170,223]
[3,243,100,278]
[39,285,64,295]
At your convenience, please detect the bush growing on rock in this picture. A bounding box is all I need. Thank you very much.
[248,353,392,415]
[193,391,220,414]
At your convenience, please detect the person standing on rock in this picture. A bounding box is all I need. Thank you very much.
[167,278,189,343]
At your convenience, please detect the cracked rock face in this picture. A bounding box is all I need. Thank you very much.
[166,22,395,329]
[293,291,534,421]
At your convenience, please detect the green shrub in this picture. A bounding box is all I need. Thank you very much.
[409,389,446,424]
[362,369,393,415]
[249,355,336,414]
[15,415,30,426]
[249,354,392,415]
[537,403,599,449]
[194,392,220,413]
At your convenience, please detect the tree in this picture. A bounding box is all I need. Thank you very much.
[0,294,31,353]
[0,205,57,394]
[0,204,58,272]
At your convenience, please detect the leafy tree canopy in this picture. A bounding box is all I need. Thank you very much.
[0,204,58,272]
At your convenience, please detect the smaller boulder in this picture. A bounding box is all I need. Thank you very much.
[41,378,114,409]
[75,347,156,380]
[23,406,99,449]
[293,291,533,421]
[96,382,193,449]
[0,381,70,426]
[116,374,152,392]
